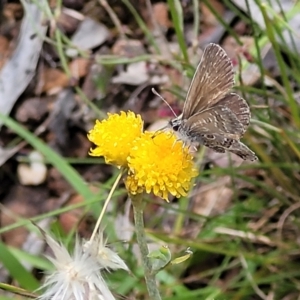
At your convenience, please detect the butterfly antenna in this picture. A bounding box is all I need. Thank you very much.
[151,88,178,118]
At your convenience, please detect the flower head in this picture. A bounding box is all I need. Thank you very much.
[84,230,129,272]
[38,232,117,300]
[88,111,143,167]
[125,131,198,201]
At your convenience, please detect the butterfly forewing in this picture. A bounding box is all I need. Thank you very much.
[182,43,234,119]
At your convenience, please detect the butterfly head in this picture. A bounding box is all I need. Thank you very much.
[169,115,183,132]
[169,116,194,145]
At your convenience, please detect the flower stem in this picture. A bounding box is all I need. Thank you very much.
[131,194,162,300]
[90,170,123,242]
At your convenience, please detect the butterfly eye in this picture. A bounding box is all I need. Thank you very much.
[172,124,179,131]
[170,119,180,132]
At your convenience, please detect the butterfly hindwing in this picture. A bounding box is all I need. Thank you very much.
[216,93,250,135]
[227,140,257,161]
[182,106,244,139]
[205,139,257,161]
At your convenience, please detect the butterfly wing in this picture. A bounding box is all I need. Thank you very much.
[182,43,234,120]
[226,140,257,161]
[198,135,257,161]
[183,106,245,140]
[216,93,250,135]
[208,141,257,161]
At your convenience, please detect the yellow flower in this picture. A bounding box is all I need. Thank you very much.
[88,111,143,167]
[125,131,198,201]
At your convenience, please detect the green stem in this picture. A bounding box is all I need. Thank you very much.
[90,171,123,242]
[131,194,162,300]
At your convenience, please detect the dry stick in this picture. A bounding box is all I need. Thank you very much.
[98,0,126,39]
[277,202,300,240]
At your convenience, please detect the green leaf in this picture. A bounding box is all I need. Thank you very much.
[0,242,39,291]
[167,0,189,62]
[148,245,171,271]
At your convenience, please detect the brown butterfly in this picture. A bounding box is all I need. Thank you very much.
[169,43,257,161]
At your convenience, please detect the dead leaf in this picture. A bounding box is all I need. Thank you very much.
[192,177,233,216]
[1,212,28,247]
[200,1,225,26]
[47,88,76,148]
[69,57,90,80]
[152,2,172,32]
[35,67,69,95]
[112,61,149,85]
[66,17,110,57]
[56,8,82,35]
[58,194,85,234]
[1,185,48,247]
[68,132,92,158]
[112,38,146,57]
[48,168,72,195]
[59,186,99,236]
[15,97,49,123]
